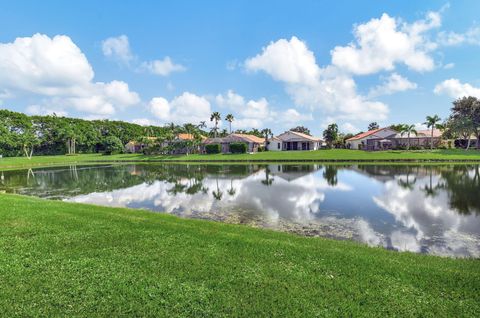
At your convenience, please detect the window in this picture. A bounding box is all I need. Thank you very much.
[277,142,280,149]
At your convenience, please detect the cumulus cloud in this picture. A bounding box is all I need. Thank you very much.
[141,57,186,76]
[368,73,417,97]
[341,122,360,134]
[0,33,140,116]
[102,35,134,64]
[331,11,440,75]
[434,79,480,99]
[149,92,211,124]
[214,90,313,130]
[244,36,389,122]
[25,105,68,117]
[245,36,321,86]
[132,118,158,126]
[102,35,185,76]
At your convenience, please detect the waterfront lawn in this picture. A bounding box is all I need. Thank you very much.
[1,149,480,170]
[0,194,479,317]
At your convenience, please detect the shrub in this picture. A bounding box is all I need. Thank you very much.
[230,142,247,153]
[205,144,221,154]
[103,136,124,155]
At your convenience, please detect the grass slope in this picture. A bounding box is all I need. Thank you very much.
[0,194,479,317]
[1,149,480,170]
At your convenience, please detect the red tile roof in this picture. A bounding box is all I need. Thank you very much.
[346,128,386,141]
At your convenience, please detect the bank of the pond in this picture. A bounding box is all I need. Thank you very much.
[1,149,480,170]
[0,194,478,317]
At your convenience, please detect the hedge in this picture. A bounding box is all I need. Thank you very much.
[230,142,248,153]
[205,144,221,154]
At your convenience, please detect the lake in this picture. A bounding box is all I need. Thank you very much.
[1,163,479,258]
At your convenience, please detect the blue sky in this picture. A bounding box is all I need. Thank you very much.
[1,0,480,135]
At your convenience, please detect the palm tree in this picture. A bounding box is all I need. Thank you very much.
[400,124,417,150]
[225,114,234,134]
[198,121,207,129]
[261,128,272,150]
[424,115,441,150]
[210,112,221,138]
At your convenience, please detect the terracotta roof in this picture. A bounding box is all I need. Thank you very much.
[231,133,265,144]
[416,129,442,138]
[346,128,392,141]
[177,133,207,141]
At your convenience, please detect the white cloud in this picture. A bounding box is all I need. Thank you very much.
[25,105,68,117]
[286,71,389,121]
[132,118,158,126]
[341,122,360,134]
[443,63,455,69]
[437,26,480,46]
[141,57,186,76]
[149,92,211,124]
[214,90,313,130]
[215,90,245,108]
[434,79,480,99]
[245,36,321,86]
[101,35,134,64]
[0,33,140,116]
[368,73,417,97]
[102,35,185,77]
[331,11,440,75]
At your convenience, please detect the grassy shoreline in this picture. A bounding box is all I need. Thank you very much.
[1,149,480,170]
[0,194,479,316]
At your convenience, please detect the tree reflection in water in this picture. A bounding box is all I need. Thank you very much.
[1,163,479,257]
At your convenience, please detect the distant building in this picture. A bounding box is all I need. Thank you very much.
[346,128,443,151]
[345,128,397,150]
[276,130,323,151]
[203,133,265,153]
[125,137,157,153]
[266,136,282,151]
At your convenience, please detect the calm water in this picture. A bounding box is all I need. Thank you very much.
[1,163,479,258]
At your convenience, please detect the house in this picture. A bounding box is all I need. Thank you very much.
[374,129,442,150]
[266,136,282,151]
[125,137,157,153]
[203,133,265,153]
[347,128,444,151]
[276,130,323,151]
[346,128,397,150]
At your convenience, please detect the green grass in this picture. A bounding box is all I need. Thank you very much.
[1,149,480,170]
[0,194,479,317]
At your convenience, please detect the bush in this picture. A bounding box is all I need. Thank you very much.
[230,142,247,153]
[258,146,266,152]
[205,144,221,154]
[103,136,124,155]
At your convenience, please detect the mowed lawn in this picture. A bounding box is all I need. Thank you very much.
[1,149,480,170]
[0,194,479,317]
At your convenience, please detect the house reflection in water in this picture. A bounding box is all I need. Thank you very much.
[1,163,479,258]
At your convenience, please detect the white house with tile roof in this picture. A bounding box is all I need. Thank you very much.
[276,131,323,151]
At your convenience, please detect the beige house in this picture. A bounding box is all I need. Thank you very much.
[203,133,265,153]
[276,131,323,151]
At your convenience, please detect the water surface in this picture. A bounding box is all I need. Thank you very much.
[1,163,479,258]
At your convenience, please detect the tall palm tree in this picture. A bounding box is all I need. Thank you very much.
[261,128,272,150]
[424,115,441,150]
[400,124,417,150]
[210,112,221,138]
[225,114,234,134]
